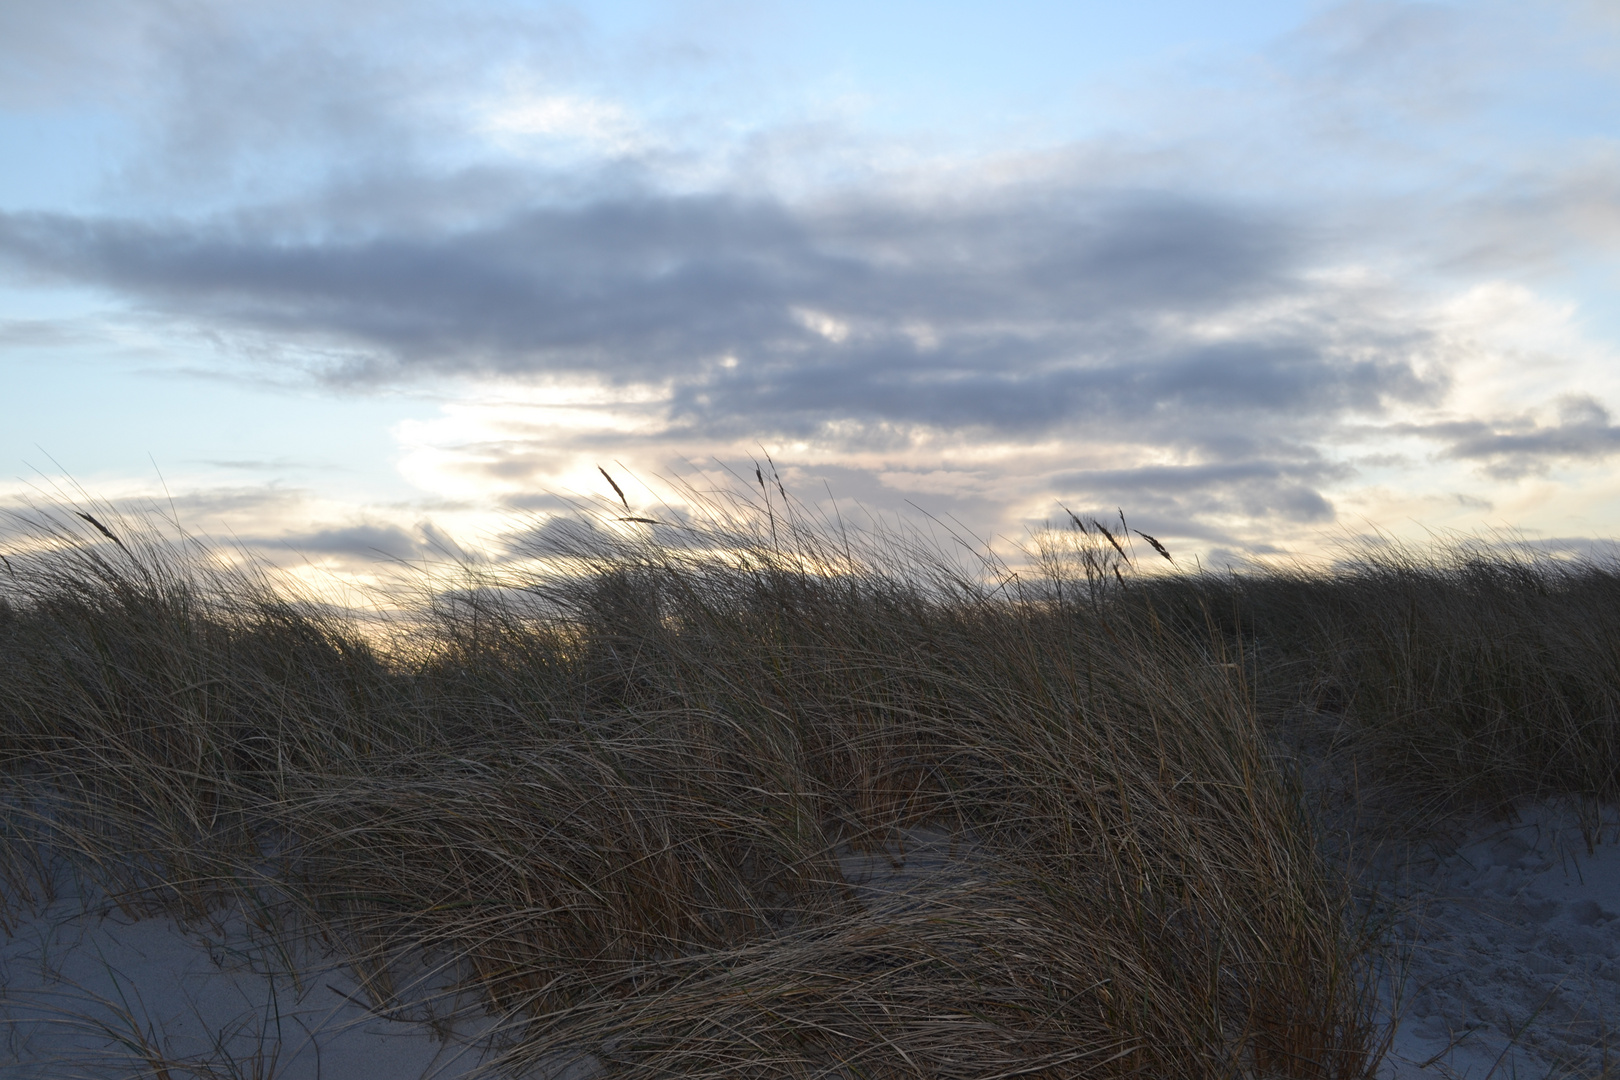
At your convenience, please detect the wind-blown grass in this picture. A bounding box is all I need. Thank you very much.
[0,489,1390,1078]
[1143,534,1620,829]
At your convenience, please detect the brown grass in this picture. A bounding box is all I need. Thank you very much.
[1139,533,1620,831]
[0,488,1384,1078]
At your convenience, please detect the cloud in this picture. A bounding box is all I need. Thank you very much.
[254,523,425,561]
[1053,458,1351,539]
[0,184,1442,453]
[479,93,644,155]
[0,1,592,203]
[0,163,1477,550]
[0,0,175,107]
[7,0,1620,558]
[0,318,88,348]
[1416,395,1620,479]
[1280,1,1483,124]
[1437,151,1620,273]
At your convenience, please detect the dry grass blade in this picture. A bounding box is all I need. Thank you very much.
[598,467,630,511]
[74,512,129,553]
[1092,521,1128,564]
[1133,531,1172,563]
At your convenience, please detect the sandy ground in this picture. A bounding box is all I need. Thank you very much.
[5,809,1620,1078]
[0,887,511,1079]
[1377,802,1620,1080]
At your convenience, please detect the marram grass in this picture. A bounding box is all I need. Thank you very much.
[20,492,1606,1077]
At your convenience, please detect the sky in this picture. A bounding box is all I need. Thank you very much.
[2,0,1620,576]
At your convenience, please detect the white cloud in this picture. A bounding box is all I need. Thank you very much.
[791,307,850,344]
[478,93,645,157]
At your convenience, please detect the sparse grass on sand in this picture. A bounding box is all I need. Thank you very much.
[5,482,1617,1078]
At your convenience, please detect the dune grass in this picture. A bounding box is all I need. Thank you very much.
[15,488,1588,1076]
[1139,534,1620,834]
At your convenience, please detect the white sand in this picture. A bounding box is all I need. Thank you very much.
[0,887,510,1079]
[7,808,1620,1078]
[1378,802,1620,1079]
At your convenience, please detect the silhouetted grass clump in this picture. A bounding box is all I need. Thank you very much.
[1146,535,1620,822]
[0,490,1405,1078]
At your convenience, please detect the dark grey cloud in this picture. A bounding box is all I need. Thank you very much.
[1053,458,1351,541]
[679,336,1436,438]
[1408,395,1620,479]
[0,192,1281,354]
[0,173,1467,545]
[264,522,425,561]
[0,185,1441,451]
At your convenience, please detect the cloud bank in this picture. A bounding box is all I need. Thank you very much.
[3,1,1620,561]
[0,180,1452,537]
